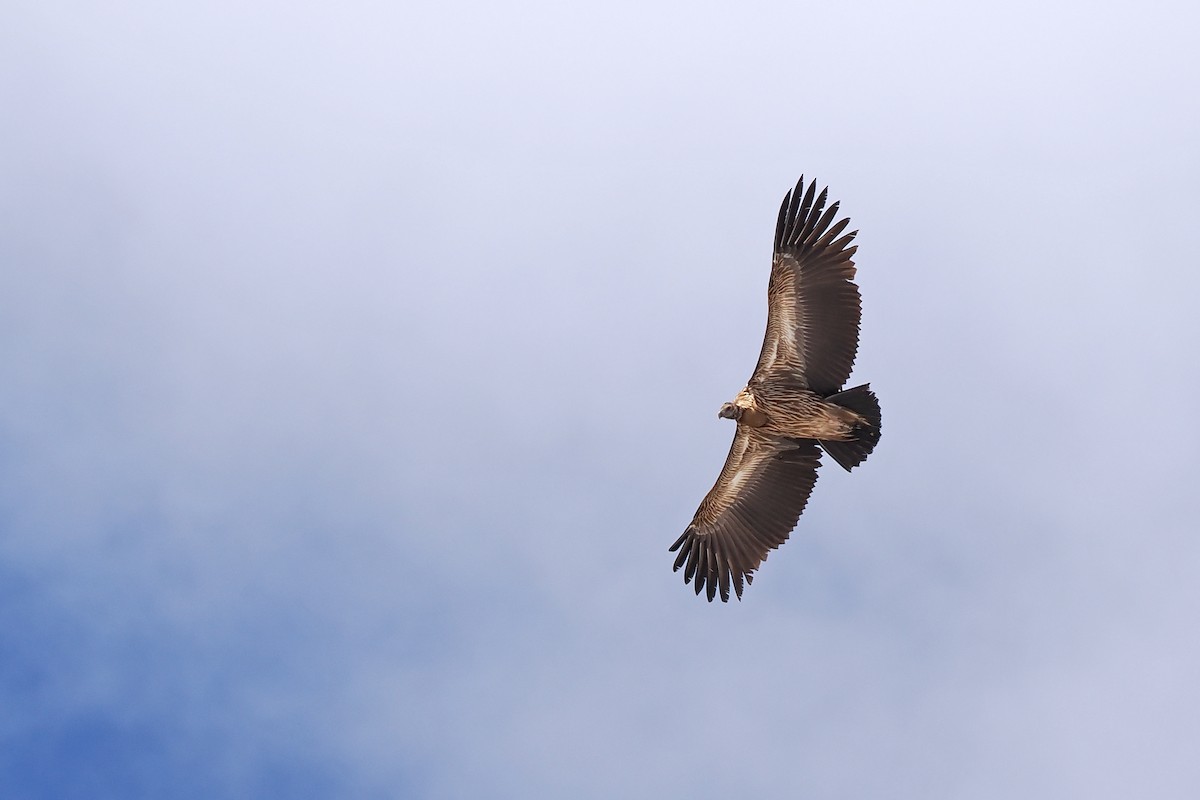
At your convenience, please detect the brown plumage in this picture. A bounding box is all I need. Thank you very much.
[670,177,882,602]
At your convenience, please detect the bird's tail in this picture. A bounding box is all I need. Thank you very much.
[819,383,881,472]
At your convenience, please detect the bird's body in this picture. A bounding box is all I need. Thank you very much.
[723,383,865,441]
[671,176,882,602]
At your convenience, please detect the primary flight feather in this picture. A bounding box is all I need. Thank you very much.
[670,177,882,602]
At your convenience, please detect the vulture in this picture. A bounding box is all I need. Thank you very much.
[670,176,881,602]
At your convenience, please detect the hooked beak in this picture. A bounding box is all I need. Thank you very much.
[718,403,737,420]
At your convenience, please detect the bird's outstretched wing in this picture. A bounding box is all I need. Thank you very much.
[670,431,822,602]
[752,177,861,394]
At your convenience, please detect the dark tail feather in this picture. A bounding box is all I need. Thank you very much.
[819,383,881,472]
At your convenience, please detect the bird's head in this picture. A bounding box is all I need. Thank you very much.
[718,402,741,421]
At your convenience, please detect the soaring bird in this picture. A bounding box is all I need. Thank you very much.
[670,177,881,602]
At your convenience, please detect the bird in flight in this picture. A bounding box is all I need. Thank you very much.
[670,176,882,602]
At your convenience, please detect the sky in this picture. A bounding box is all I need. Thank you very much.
[2,0,1200,797]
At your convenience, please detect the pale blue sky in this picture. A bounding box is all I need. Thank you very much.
[3,1,1199,797]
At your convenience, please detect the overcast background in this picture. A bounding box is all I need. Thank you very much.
[3,1,1199,797]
